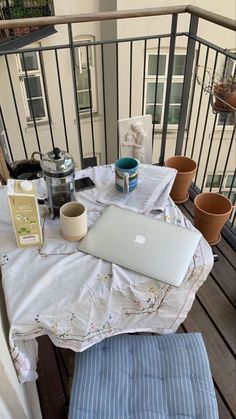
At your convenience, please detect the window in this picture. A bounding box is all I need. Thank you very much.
[206,174,222,188]
[205,173,236,205]
[145,53,186,126]
[218,112,235,126]
[74,38,97,114]
[18,51,48,122]
[226,174,236,189]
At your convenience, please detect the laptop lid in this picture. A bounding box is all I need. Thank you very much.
[79,205,201,287]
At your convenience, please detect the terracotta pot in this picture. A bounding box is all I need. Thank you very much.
[165,156,197,203]
[213,84,236,112]
[225,89,236,110]
[194,192,232,245]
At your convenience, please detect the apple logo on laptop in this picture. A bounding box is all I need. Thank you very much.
[134,234,146,244]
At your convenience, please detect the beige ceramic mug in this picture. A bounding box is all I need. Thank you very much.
[60,202,87,242]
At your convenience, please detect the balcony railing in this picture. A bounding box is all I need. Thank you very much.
[0,5,235,242]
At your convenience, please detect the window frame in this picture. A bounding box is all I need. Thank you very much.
[205,172,236,205]
[74,36,97,115]
[17,49,48,123]
[145,50,186,129]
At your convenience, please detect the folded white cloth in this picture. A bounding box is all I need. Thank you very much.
[0,166,213,384]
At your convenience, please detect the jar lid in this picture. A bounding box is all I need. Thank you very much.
[40,148,74,177]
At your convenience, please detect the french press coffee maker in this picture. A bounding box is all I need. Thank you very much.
[39,147,75,218]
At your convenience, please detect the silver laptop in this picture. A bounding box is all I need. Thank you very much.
[79,205,201,287]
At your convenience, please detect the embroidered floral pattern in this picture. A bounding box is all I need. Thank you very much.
[97,273,113,282]
[124,283,166,317]
[70,312,76,321]
[88,315,113,335]
[162,214,182,225]
[0,253,9,265]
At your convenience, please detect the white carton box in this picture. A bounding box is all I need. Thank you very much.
[8,179,43,248]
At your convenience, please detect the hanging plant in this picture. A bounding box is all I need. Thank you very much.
[196,66,236,114]
[212,75,236,112]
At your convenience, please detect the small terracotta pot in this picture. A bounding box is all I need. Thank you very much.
[194,192,232,245]
[165,156,197,203]
[213,84,236,112]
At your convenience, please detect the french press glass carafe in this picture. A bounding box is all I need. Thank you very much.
[40,147,75,218]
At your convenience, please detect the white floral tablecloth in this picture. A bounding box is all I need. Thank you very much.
[0,165,213,383]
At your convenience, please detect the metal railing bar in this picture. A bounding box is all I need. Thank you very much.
[1,5,235,30]
[200,114,217,192]
[226,168,236,200]
[141,39,147,116]
[116,42,119,157]
[0,32,181,56]
[194,94,211,185]
[0,106,13,162]
[191,46,209,160]
[227,168,236,229]
[129,40,133,118]
[231,211,236,230]
[219,127,235,194]
[101,44,108,164]
[159,13,178,165]
[0,6,188,29]
[86,44,96,160]
[184,42,201,156]
[21,52,41,152]
[152,38,161,148]
[183,33,236,60]
[4,55,28,159]
[39,50,55,149]
[194,51,219,185]
[209,118,227,192]
[175,14,198,156]
[68,23,83,167]
[54,49,69,153]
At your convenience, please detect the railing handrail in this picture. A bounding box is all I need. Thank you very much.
[186,5,236,31]
[0,4,235,31]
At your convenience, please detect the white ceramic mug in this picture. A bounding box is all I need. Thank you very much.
[60,202,87,242]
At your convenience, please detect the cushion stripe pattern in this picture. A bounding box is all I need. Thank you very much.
[69,333,219,419]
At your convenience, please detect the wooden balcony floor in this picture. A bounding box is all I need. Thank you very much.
[36,199,236,419]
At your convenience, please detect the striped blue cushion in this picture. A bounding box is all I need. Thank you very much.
[69,333,219,419]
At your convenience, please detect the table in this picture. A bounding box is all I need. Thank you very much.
[0,165,213,383]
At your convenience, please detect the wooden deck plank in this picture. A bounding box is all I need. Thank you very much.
[183,299,236,416]
[216,390,234,419]
[56,347,74,397]
[210,252,236,307]
[215,238,236,269]
[37,335,66,419]
[197,277,236,354]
